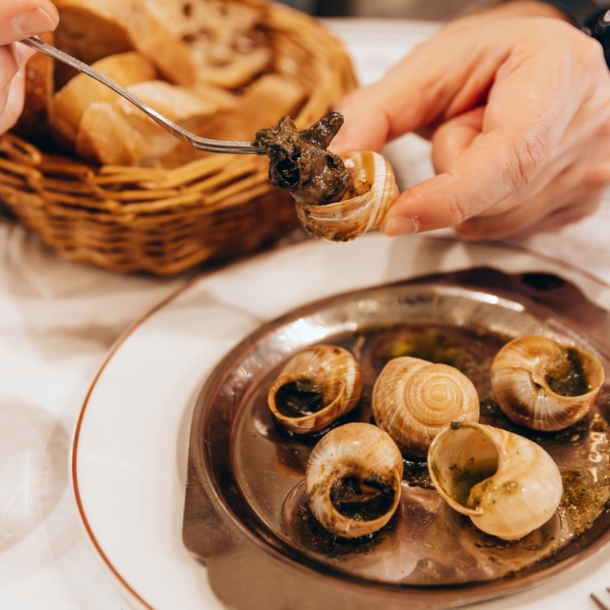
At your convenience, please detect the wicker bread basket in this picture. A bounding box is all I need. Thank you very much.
[0,3,356,275]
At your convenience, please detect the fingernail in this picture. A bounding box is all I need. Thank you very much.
[381,215,420,236]
[13,7,58,37]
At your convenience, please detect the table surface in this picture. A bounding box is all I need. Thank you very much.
[1,18,609,610]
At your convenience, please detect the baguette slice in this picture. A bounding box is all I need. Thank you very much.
[53,0,196,88]
[205,74,306,142]
[12,32,55,142]
[75,80,223,166]
[147,0,271,88]
[50,52,157,149]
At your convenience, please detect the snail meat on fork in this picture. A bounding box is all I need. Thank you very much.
[253,113,399,241]
[268,345,362,434]
[491,335,605,431]
[306,422,403,538]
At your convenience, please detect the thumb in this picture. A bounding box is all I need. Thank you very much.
[0,0,59,46]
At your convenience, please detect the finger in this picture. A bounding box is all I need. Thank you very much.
[0,0,58,46]
[519,196,602,236]
[0,43,30,93]
[380,52,582,236]
[454,186,603,240]
[431,106,484,173]
[330,28,508,154]
[0,64,26,134]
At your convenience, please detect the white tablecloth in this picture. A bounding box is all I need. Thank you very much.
[0,18,609,610]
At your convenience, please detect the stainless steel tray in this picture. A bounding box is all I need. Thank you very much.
[183,267,610,610]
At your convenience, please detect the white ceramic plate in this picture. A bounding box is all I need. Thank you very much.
[72,233,610,610]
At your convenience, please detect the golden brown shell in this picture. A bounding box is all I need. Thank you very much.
[371,356,480,456]
[491,335,605,431]
[295,151,399,242]
[306,422,403,538]
[268,345,362,434]
[428,422,563,541]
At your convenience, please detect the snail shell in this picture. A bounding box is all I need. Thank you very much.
[491,335,605,431]
[371,357,480,456]
[306,422,403,538]
[268,345,362,434]
[428,421,563,541]
[295,151,399,242]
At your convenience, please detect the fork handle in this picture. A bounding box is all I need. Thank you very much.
[18,37,261,155]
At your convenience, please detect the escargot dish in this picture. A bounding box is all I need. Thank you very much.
[306,422,403,538]
[428,421,563,541]
[491,335,605,431]
[372,357,480,456]
[268,345,362,434]
[253,113,399,241]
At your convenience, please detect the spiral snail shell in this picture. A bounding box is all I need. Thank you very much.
[253,113,399,242]
[371,357,480,456]
[428,421,563,541]
[268,345,362,434]
[306,422,403,538]
[295,151,399,242]
[491,335,605,431]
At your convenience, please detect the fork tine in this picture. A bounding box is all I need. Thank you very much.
[591,593,610,610]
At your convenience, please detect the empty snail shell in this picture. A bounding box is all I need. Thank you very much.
[371,357,480,456]
[296,151,399,242]
[428,421,563,541]
[306,422,403,538]
[491,335,605,431]
[268,345,362,434]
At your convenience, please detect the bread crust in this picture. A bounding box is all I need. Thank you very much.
[53,0,197,87]
[75,80,226,165]
[50,52,157,149]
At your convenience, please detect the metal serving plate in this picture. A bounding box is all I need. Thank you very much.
[183,268,610,610]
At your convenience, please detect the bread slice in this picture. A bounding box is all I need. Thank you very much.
[75,80,225,165]
[12,31,55,143]
[146,0,271,88]
[50,52,157,149]
[205,74,306,142]
[53,0,196,88]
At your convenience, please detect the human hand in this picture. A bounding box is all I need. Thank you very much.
[332,1,610,240]
[0,0,58,135]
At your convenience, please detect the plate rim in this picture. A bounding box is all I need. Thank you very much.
[70,236,610,610]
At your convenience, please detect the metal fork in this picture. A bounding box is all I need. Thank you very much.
[591,588,610,609]
[19,37,261,156]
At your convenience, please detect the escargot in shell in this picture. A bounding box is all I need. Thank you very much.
[491,335,605,431]
[306,422,403,538]
[268,345,362,434]
[253,113,399,241]
[428,421,563,541]
[371,356,480,457]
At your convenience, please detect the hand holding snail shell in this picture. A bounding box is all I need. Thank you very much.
[253,113,399,242]
[491,335,605,431]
